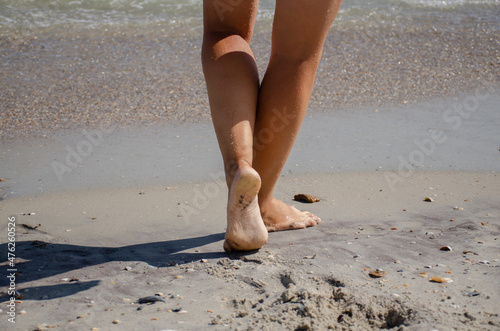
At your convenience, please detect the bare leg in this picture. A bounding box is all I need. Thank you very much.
[202,0,342,249]
[202,1,267,251]
[253,0,342,231]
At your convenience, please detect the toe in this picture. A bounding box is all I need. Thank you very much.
[303,211,321,226]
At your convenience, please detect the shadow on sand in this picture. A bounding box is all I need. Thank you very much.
[1,232,230,299]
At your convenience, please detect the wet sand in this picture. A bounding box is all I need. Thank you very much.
[0,18,499,141]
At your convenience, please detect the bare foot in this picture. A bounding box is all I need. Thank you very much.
[224,162,268,252]
[260,198,321,232]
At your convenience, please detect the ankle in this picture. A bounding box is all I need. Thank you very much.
[258,195,275,213]
[225,159,252,187]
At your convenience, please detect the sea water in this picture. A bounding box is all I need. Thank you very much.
[1,0,498,34]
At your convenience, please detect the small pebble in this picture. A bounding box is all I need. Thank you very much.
[353,254,361,259]
[201,259,208,263]
[423,197,434,202]
[440,246,452,251]
[112,320,120,324]
[479,260,490,265]
[124,266,132,271]
[137,296,166,304]
[369,270,387,278]
[430,277,453,283]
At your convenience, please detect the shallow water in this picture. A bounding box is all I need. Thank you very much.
[1,0,499,34]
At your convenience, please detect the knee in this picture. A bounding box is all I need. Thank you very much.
[203,0,256,43]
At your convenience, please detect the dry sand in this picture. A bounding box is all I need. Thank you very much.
[1,171,499,330]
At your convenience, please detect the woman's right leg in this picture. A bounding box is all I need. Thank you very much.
[252,0,342,231]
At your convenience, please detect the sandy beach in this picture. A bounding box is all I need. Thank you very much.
[1,94,500,330]
[1,170,499,330]
[1,1,500,329]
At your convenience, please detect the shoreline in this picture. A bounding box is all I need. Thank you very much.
[1,92,499,200]
[1,19,499,142]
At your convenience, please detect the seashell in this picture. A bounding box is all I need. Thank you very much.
[293,194,320,203]
[423,197,434,202]
[430,277,453,283]
[419,272,429,277]
[369,270,387,278]
[440,246,452,251]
